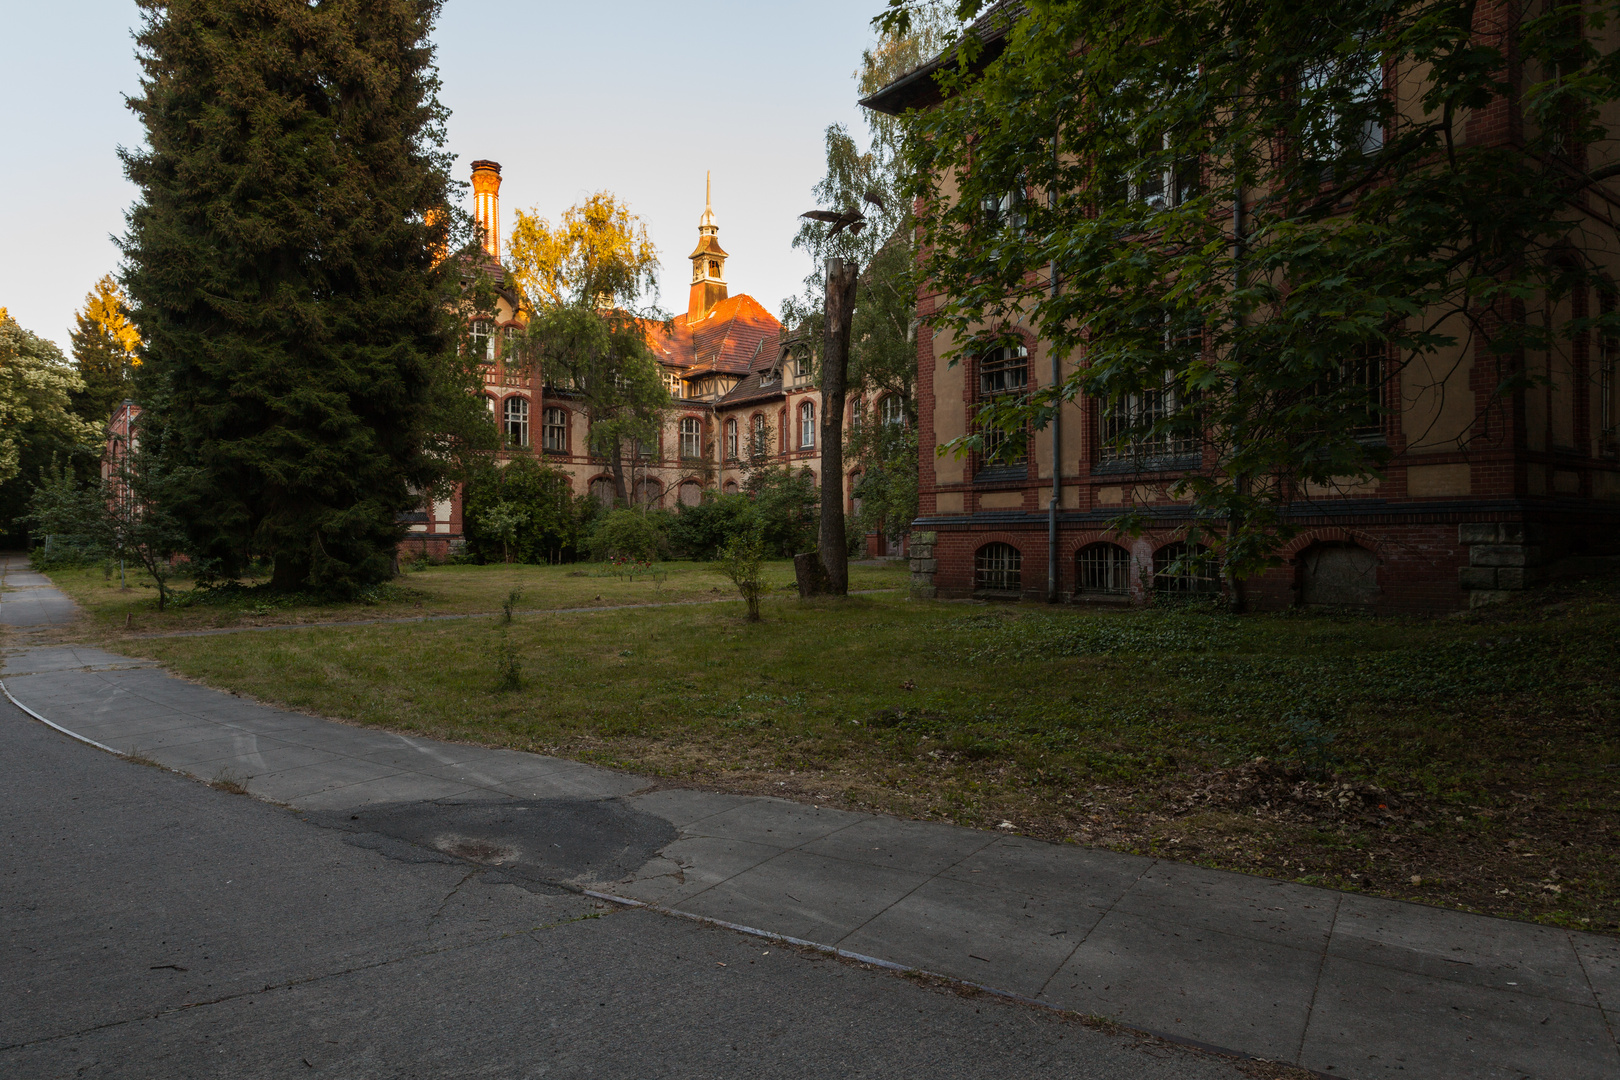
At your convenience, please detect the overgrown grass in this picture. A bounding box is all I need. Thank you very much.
[43,558,908,636]
[102,574,1620,931]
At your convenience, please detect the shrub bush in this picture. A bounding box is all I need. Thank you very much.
[588,509,664,563]
[461,458,602,564]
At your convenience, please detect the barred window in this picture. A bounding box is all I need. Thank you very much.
[680,416,702,459]
[975,542,1022,592]
[542,407,567,452]
[1099,375,1197,465]
[503,396,529,447]
[1337,347,1385,439]
[1153,542,1219,595]
[1077,543,1132,595]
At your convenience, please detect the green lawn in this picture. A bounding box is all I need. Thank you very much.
[44,558,908,636]
[106,570,1620,933]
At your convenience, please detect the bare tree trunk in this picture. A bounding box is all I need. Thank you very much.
[818,257,857,596]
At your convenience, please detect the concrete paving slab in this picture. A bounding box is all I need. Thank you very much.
[245,757,408,802]
[616,834,785,907]
[1047,910,1325,1062]
[1300,953,1620,1080]
[1114,863,1340,951]
[1571,932,1620,1017]
[626,788,758,829]
[944,834,1153,909]
[678,849,928,944]
[1330,893,1593,1004]
[686,796,868,847]
[798,813,999,876]
[290,774,486,810]
[837,872,1095,997]
[177,742,343,778]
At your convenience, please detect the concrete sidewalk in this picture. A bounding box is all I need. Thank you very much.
[4,555,1616,1079]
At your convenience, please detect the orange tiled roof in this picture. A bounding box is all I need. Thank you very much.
[646,293,782,378]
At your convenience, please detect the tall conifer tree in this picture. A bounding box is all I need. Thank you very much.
[120,0,461,593]
[69,274,142,429]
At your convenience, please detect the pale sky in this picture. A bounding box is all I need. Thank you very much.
[0,1,887,350]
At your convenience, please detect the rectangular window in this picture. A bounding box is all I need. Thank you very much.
[725,419,739,461]
[470,321,493,364]
[799,402,816,449]
[542,407,568,452]
[503,397,529,447]
[664,369,682,399]
[680,417,702,459]
[1099,377,1196,466]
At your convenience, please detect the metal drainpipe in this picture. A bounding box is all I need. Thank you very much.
[1046,129,1062,604]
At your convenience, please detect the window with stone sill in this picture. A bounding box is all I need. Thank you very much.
[542,407,567,452]
[976,345,1028,472]
[503,396,529,448]
[680,416,703,459]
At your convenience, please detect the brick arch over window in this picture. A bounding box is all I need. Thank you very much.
[1076,542,1132,596]
[587,474,616,507]
[677,477,705,507]
[1277,527,1390,562]
[974,541,1023,592]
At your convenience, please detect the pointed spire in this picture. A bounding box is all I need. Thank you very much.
[699,170,717,232]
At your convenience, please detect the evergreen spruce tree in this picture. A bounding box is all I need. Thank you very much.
[120,0,465,594]
[69,274,142,429]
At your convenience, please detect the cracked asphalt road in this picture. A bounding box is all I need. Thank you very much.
[0,695,1252,1080]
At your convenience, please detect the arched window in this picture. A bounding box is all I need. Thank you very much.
[484,394,497,416]
[723,479,739,496]
[880,394,907,427]
[503,396,529,447]
[1077,543,1131,596]
[977,346,1028,467]
[975,542,1022,592]
[542,407,567,452]
[799,401,816,450]
[589,477,615,507]
[1153,542,1218,594]
[725,418,739,460]
[679,480,703,507]
[751,414,768,457]
[680,416,703,459]
[850,395,864,430]
[634,476,664,508]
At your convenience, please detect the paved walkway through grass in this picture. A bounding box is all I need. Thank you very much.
[3,554,1616,1080]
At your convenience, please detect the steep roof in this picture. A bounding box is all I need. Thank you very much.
[859,2,1026,116]
[646,293,782,377]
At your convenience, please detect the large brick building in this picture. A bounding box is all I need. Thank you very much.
[404,164,892,557]
[863,6,1620,612]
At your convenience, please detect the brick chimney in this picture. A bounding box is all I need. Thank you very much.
[470,160,502,258]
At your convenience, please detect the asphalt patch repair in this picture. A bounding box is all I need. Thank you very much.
[307,796,677,888]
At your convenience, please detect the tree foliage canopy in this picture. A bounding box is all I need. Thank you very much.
[884,0,1620,581]
[0,310,100,542]
[69,274,143,429]
[120,0,478,594]
[509,192,671,503]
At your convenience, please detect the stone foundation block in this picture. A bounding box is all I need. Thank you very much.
[1471,544,1544,567]
[1458,566,1498,590]
[1494,566,1545,589]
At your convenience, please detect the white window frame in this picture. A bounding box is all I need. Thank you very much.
[799,401,816,450]
[679,416,702,459]
[503,396,529,447]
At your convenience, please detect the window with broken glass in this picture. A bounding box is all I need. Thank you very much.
[1097,318,1200,469]
[976,345,1028,474]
